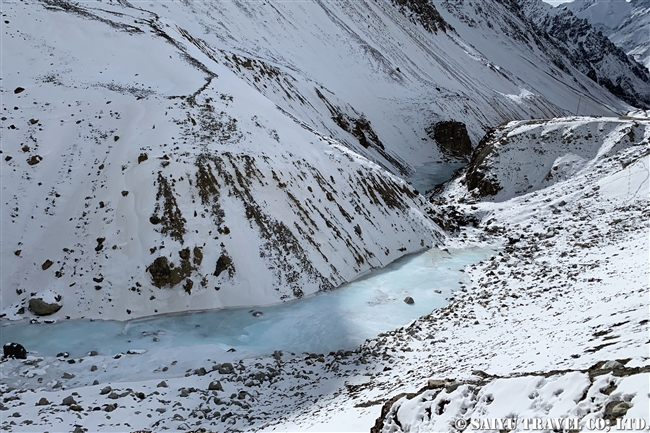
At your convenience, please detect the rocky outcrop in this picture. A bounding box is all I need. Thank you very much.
[426,121,473,160]
[372,361,650,433]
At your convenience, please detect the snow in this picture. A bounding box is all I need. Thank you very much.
[1,246,492,360]
[0,0,649,431]
[566,0,650,69]
[1,114,647,432]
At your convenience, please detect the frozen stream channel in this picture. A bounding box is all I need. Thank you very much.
[1,247,491,361]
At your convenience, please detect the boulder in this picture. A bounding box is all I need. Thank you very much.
[28,298,62,316]
[218,363,235,374]
[208,380,223,391]
[404,296,415,304]
[3,342,27,359]
[62,396,76,406]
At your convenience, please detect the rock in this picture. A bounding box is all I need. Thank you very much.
[157,380,168,388]
[62,396,76,406]
[601,360,624,370]
[90,365,97,372]
[218,363,234,374]
[14,87,25,94]
[427,120,473,160]
[57,352,69,358]
[427,379,446,388]
[3,342,27,359]
[62,372,75,379]
[605,401,632,419]
[28,298,62,316]
[107,392,119,400]
[27,155,43,165]
[208,381,223,391]
[156,407,166,413]
[194,367,207,376]
[41,259,54,270]
[100,386,112,395]
[404,296,415,305]
[88,350,98,356]
[92,380,99,385]
[36,398,49,406]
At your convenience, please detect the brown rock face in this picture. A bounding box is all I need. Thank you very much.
[28,298,62,316]
[147,254,195,289]
[427,121,473,160]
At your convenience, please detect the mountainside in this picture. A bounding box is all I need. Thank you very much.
[508,0,650,108]
[565,0,650,70]
[1,114,647,431]
[1,0,649,322]
[374,113,650,433]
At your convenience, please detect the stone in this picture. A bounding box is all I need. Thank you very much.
[404,296,415,305]
[157,380,168,388]
[100,386,112,395]
[28,298,62,316]
[62,396,76,406]
[3,342,27,359]
[62,372,75,379]
[36,398,49,406]
[88,351,98,356]
[427,379,446,388]
[601,360,624,370]
[208,381,223,391]
[218,363,234,374]
[605,401,632,419]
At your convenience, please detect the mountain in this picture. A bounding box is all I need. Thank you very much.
[2,113,648,431]
[2,0,649,321]
[565,0,650,70]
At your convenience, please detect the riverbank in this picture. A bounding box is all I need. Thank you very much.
[1,116,647,432]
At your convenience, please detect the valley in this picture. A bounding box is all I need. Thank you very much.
[1,0,648,431]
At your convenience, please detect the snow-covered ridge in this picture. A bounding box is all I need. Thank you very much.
[565,0,650,70]
[450,115,649,202]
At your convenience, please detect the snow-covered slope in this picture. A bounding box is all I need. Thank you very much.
[1,115,647,432]
[452,115,648,202]
[1,0,648,322]
[373,114,650,432]
[565,0,650,70]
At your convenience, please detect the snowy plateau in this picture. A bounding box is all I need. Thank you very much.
[0,0,648,432]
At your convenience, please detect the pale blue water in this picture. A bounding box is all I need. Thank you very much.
[407,161,465,194]
[0,247,491,359]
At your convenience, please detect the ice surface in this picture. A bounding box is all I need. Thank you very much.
[406,162,466,194]
[1,247,492,359]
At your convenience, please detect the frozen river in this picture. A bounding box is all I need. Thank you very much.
[1,247,491,360]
